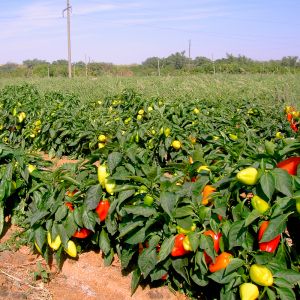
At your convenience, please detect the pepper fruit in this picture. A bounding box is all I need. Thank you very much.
[98,164,108,188]
[202,185,216,205]
[208,252,232,272]
[171,234,189,257]
[296,198,300,214]
[249,264,273,286]
[47,232,61,250]
[203,230,222,264]
[251,195,269,214]
[183,235,193,251]
[95,200,110,222]
[277,157,300,175]
[258,221,280,253]
[176,223,196,234]
[65,202,74,212]
[64,240,77,258]
[239,283,259,300]
[236,167,258,185]
[73,228,92,239]
[105,179,116,195]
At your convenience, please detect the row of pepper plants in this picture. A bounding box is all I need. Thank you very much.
[0,84,300,299]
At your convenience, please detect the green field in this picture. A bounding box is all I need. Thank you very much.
[1,74,300,105]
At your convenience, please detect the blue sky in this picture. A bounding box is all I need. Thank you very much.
[0,0,299,64]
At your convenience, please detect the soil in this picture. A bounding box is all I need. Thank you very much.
[0,224,188,300]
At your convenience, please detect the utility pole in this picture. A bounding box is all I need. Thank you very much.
[63,0,72,78]
[211,54,216,75]
[157,58,161,76]
[85,54,88,77]
[188,39,191,70]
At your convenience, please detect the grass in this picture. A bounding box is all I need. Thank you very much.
[0,74,300,105]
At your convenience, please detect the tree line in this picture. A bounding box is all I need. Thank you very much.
[0,52,299,78]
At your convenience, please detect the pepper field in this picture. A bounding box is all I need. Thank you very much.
[0,74,300,299]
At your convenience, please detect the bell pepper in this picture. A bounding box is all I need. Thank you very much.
[72,228,92,239]
[105,179,116,195]
[201,185,216,205]
[176,223,196,234]
[287,112,293,122]
[47,232,61,250]
[98,164,108,188]
[251,195,269,214]
[290,121,299,132]
[203,230,222,264]
[239,283,259,300]
[95,199,110,222]
[183,235,193,251]
[208,252,232,272]
[249,264,273,286]
[65,202,74,212]
[258,221,280,253]
[277,157,300,175]
[236,167,258,185]
[64,240,77,258]
[296,198,300,214]
[171,234,189,257]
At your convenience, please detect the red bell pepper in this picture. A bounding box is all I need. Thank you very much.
[95,199,110,222]
[258,221,280,253]
[209,252,232,272]
[65,202,74,212]
[171,233,189,257]
[203,230,222,264]
[73,228,92,238]
[277,157,300,175]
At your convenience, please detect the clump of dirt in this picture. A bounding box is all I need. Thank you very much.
[0,225,187,300]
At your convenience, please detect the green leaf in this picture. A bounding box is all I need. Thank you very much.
[172,257,190,284]
[273,269,300,284]
[85,185,101,210]
[275,287,296,300]
[260,214,289,242]
[34,227,46,250]
[131,268,141,296]
[82,210,96,231]
[120,246,135,269]
[274,278,294,288]
[266,287,277,300]
[272,168,293,197]
[138,248,157,278]
[173,206,194,218]
[160,191,176,218]
[108,152,123,173]
[55,205,68,222]
[73,206,83,227]
[119,221,144,238]
[259,172,275,200]
[99,229,111,255]
[63,213,77,238]
[224,258,244,275]
[123,205,156,217]
[125,227,146,244]
[228,220,247,249]
[244,209,261,226]
[30,210,49,226]
[157,236,175,262]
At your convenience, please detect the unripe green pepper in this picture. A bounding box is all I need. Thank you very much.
[249,264,273,286]
[296,198,300,214]
[251,195,270,214]
[239,283,259,300]
[176,223,196,234]
[236,167,259,185]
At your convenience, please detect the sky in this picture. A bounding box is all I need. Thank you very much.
[0,0,299,65]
